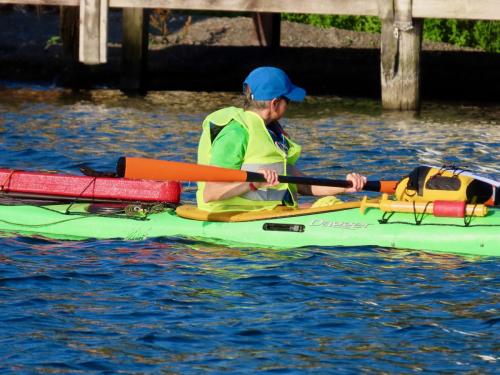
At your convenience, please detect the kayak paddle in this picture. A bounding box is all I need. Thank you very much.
[117,157,398,194]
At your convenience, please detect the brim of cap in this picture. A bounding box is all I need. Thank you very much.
[284,85,306,102]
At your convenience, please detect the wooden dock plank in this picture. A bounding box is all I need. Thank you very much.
[1,0,499,20]
[114,0,379,16]
[413,0,500,20]
[0,0,79,5]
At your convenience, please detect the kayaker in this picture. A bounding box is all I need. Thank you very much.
[197,66,366,212]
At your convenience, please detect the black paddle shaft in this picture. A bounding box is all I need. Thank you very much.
[245,172,382,193]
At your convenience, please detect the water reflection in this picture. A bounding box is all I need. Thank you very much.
[1,89,498,188]
[0,86,499,373]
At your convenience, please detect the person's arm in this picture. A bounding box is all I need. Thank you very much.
[288,165,366,196]
[203,170,279,202]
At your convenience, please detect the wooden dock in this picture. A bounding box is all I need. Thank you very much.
[1,0,499,109]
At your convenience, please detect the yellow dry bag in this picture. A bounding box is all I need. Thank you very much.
[395,166,495,204]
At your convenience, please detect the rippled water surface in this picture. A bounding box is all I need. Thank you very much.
[0,84,499,373]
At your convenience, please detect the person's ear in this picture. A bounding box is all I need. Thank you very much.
[270,98,280,111]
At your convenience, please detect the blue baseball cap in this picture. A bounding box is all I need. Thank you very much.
[243,67,306,102]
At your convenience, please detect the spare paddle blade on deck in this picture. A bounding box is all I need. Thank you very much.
[117,157,397,193]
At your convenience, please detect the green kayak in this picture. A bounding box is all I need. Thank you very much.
[0,201,498,257]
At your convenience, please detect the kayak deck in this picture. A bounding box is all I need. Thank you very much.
[0,202,498,257]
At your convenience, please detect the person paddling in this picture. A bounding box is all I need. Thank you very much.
[196,66,366,212]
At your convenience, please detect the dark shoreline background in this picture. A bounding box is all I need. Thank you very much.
[1,8,499,102]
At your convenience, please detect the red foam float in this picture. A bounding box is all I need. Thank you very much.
[0,169,181,203]
[433,200,466,217]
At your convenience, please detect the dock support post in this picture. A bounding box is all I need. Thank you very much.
[379,0,422,110]
[60,6,88,87]
[79,0,108,64]
[253,13,281,49]
[121,8,149,93]
[61,6,79,61]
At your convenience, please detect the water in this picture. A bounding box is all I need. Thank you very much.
[0,85,499,373]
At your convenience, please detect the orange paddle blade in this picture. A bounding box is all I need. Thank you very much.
[379,180,398,194]
[119,157,248,183]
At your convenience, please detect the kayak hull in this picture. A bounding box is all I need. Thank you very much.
[0,203,498,256]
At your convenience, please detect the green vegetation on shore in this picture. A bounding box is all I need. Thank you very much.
[282,14,500,52]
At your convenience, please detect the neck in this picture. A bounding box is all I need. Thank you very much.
[248,109,273,125]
